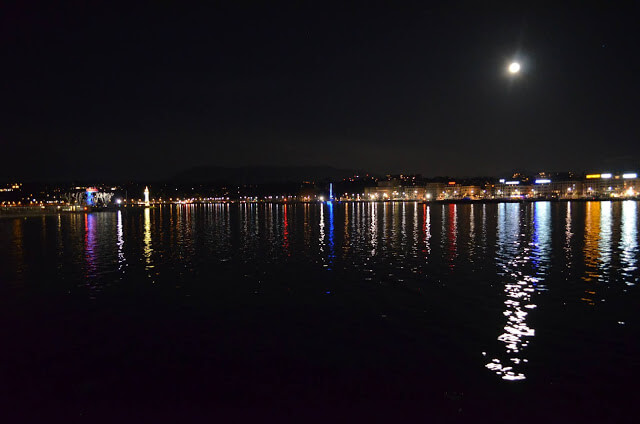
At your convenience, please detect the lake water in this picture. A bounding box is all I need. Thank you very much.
[1,201,639,421]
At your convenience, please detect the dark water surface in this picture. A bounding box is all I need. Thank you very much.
[1,201,639,421]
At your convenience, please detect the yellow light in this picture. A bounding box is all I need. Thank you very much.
[586,174,600,179]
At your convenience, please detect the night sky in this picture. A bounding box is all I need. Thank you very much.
[2,3,639,181]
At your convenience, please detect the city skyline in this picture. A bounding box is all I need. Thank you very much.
[2,168,638,208]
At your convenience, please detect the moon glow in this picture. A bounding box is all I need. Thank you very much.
[508,62,521,74]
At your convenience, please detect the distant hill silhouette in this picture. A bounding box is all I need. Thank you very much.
[173,166,362,184]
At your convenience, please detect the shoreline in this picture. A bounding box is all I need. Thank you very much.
[2,197,639,218]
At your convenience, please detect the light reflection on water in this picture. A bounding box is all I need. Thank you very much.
[117,210,126,272]
[620,201,638,285]
[84,213,97,279]
[326,202,335,270]
[583,201,601,286]
[446,204,458,269]
[599,202,613,282]
[486,202,551,380]
[564,202,572,270]
[1,201,639,384]
[143,207,153,274]
[422,204,431,259]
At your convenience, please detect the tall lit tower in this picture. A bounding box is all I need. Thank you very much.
[329,183,333,201]
[144,186,150,206]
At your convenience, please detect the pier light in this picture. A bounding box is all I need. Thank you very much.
[623,173,638,179]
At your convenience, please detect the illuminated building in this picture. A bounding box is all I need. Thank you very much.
[364,179,426,200]
[579,172,638,197]
[85,187,98,206]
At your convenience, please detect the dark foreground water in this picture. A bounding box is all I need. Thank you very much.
[1,201,639,422]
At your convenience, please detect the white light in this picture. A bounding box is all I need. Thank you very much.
[623,173,637,179]
[505,181,520,185]
[535,179,551,184]
[601,173,612,179]
[508,62,521,74]
[499,179,505,183]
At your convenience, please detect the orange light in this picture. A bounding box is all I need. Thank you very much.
[448,182,456,185]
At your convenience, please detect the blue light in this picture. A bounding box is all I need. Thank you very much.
[327,200,335,269]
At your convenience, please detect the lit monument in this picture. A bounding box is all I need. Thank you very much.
[144,186,150,206]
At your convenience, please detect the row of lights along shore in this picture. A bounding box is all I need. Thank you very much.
[1,172,638,208]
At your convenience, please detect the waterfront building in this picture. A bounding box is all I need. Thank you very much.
[492,180,523,198]
[439,183,482,200]
[424,182,446,200]
[582,173,638,197]
[530,180,583,199]
[364,179,426,200]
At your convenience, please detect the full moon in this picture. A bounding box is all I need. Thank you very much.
[508,62,521,74]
